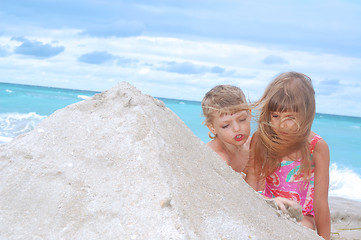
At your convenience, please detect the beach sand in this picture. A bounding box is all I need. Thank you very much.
[329,197,361,239]
[0,82,356,239]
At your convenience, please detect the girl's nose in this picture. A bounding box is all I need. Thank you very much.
[280,119,293,130]
[280,119,288,129]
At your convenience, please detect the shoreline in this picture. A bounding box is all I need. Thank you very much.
[329,195,361,203]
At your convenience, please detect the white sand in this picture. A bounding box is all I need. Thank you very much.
[329,197,361,240]
[0,82,322,239]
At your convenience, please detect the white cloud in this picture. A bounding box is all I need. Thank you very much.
[0,0,361,117]
[0,32,359,118]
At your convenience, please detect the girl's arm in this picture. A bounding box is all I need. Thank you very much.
[245,132,260,191]
[313,138,331,240]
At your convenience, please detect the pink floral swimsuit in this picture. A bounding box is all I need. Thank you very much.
[262,134,322,216]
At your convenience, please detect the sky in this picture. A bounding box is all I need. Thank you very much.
[1,0,361,117]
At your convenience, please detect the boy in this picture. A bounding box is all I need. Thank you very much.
[202,85,251,176]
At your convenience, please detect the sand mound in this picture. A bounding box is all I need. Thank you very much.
[0,82,321,239]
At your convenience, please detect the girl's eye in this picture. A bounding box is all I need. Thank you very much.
[222,124,229,129]
[272,114,279,118]
[239,118,246,122]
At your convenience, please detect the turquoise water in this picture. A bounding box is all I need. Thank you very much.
[1,82,361,201]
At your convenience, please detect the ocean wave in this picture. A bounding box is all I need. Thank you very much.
[329,163,361,201]
[0,112,46,144]
[77,95,91,100]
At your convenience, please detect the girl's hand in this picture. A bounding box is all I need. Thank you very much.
[274,197,297,212]
[268,197,304,221]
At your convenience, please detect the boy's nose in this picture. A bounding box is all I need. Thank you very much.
[233,123,241,132]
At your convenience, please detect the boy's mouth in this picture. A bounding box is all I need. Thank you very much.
[234,134,244,141]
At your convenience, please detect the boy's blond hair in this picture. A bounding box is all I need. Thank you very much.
[202,85,249,126]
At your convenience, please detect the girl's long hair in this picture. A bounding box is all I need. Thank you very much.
[253,72,315,178]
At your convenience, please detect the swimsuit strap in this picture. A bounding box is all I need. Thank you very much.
[309,134,322,155]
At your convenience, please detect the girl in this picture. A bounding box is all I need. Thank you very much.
[202,85,251,176]
[245,72,331,240]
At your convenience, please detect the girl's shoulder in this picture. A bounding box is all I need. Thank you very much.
[309,131,329,158]
[251,131,260,138]
[250,131,260,144]
[308,131,318,141]
[308,131,327,146]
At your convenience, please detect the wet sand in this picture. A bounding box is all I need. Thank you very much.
[330,196,361,240]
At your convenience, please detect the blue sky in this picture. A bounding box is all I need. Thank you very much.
[1,0,361,117]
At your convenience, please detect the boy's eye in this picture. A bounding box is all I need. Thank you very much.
[239,117,247,122]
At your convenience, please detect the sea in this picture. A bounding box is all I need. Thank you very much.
[1,82,361,202]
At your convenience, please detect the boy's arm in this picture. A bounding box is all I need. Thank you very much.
[313,138,331,240]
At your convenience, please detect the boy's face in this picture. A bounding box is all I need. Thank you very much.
[269,111,300,136]
[208,110,251,146]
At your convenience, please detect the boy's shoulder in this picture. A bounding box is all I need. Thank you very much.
[207,139,226,154]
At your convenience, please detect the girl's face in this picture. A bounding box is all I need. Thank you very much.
[209,110,251,146]
[269,111,300,136]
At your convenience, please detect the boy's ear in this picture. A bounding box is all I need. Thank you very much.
[207,124,216,134]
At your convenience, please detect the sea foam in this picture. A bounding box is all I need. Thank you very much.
[77,95,91,100]
[329,163,361,201]
[0,112,46,144]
